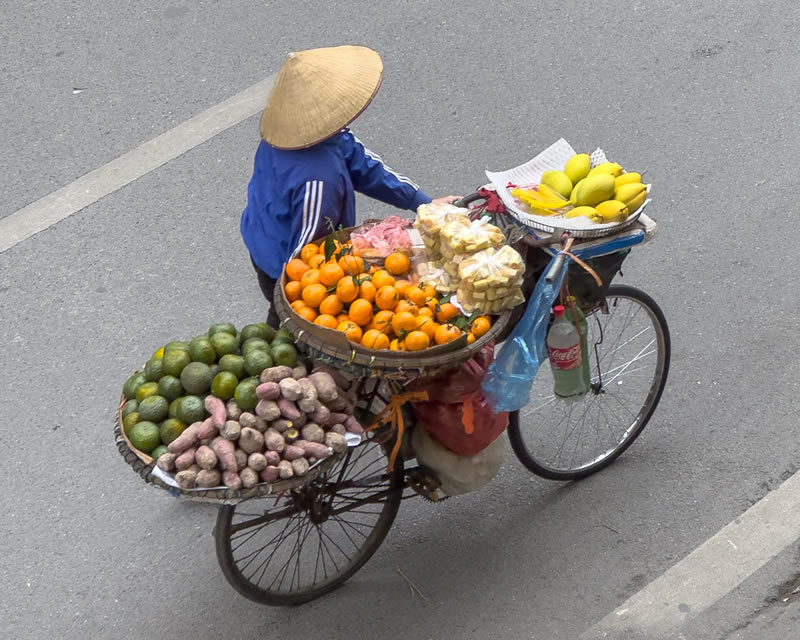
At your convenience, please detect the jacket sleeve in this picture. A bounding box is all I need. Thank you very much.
[287,178,347,256]
[340,131,432,211]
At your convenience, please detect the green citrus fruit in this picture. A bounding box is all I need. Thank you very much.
[218,354,246,379]
[240,323,272,343]
[271,328,294,345]
[175,395,206,425]
[122,411,140,435]
[138,395,169,422]
[159,418,186,445]
[210,332,239,358]
[121,399,138,418]
[135,381,160,403]
[180,362,213,395]
[270,342,298,367]
[150,445,168,461]
[242,338,270,356]
[162,349,191,377]
[209,323,237,338]
[188,337,216,365]
[123,373,147,400]
[128,421,162,454]
[168,397,182,419]
[144,358,164,382]
[211,371,239,400]
[234,378,259,411]
[157,375,184,402]
[244,349,273,377]
[164,341,189,352]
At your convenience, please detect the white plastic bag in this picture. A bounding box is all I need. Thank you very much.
[411,424,505,496]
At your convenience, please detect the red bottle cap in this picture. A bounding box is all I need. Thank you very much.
[553,305,566,316]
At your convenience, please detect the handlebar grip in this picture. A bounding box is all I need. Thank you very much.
[545,254,566,283]
[453,192,485,208]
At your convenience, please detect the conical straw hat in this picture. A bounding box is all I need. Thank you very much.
[260,45,384,150]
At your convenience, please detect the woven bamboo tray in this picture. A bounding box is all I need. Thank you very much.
[115,395,338,504]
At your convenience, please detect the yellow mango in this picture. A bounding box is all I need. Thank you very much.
[571,174,616,207]
[564,154,591,184]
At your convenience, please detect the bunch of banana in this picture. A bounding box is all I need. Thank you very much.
[510,153,649,225]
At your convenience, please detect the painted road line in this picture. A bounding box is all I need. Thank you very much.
[0,75,276,255]
[581,470,800,639]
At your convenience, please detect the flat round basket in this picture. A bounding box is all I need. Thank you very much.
[115,396,338,504]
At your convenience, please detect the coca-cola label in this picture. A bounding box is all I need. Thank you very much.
[548,343,582,370]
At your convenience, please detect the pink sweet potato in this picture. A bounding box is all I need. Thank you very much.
[344,415,365,435]
[210,437,237,471]
[278,398,301,421]
[204,396,227,428]
[309,404,331,425]
[260,466,280,483]
[281,444,305,461]
[167,422,201,454]
[175,446,197,471]
[264,450,281,466]
[196,417,218,440]
[256,381,281,401]
[294,440,332,459]
[222,470,242,489]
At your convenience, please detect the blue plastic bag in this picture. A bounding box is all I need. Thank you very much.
[482,254,567,412]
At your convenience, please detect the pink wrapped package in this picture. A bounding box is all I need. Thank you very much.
[351,216,412,257]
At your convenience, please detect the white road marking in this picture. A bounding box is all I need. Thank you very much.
[581,471,800,638]
[0,75,276,254]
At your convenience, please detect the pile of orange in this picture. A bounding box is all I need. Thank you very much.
[283,241,493,351]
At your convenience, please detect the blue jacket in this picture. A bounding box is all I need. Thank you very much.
[241,130,432,278]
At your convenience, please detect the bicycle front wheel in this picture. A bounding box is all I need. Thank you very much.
[508,284,670,480]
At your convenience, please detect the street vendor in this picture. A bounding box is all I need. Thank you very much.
[241,45,458,327]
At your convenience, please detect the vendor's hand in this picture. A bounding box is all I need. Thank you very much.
[431,195,462,205]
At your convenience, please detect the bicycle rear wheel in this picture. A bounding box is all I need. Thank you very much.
[508,284,670,480]
[214,439,403,605]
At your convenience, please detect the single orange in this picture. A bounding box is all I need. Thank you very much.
[389,338,406,351]
[372,310,394,335]
[286,258,310,282]
[375,285,400,311]
[361,329,390,350]
[314,314,339,329]
[338,254,364,275]
[368,264,379,275]
[336,312,350,325]
[417,306,433,318]
[337,320,363,343]
[302,283,327,309]
[395,300,419,316]
[290,300,307,312]
[405,285,427,307]
[306,254,325,269]
[348,298,374,327]
[336,276,359,303]
[319,263,345,287]
[391,311,418,336]
[421,284,437,299]
[319,294,344,317]
[300,243,319,264]
[300,268,321,289]
[394,279,412,296]
[405,330,431,351]
[426,297,440,312]
[371,269,396,290]
[466,332,477,345]
[436,302,461,324]
[319,239,342,255]
[471,315,492,338]
[384,252,410,276]
[359,278,376,303]
[416,315,437,340]
[435,323,462,345]
[297,306,318,322]
[284,280,302,302]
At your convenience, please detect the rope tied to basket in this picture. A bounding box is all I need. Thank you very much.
[366,390,430,471]
[560,237,603,288]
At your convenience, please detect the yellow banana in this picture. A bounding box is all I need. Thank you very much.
[536,183,570,203]
[511,188,570,213]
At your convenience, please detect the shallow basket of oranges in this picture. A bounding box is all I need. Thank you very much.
[273,228,512,377]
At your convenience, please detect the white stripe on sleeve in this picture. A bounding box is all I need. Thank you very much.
[351,134,420,190]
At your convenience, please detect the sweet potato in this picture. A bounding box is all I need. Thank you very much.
[297,378,319,413]
[175,468,198,489]
[325,432,347,453]
[256,381,280,401]
[204,396,227,429]
[270,418,293,433]
[344,415,365,435]
[329,423,346,436]
[167,422,200,454]
[220,420,241,441]
[294,440,332,459]
[196,417,218,440]
[255,399,281,421]
[156,452,177,472]
[247,452,267,471]
[238,412,258,429]
[278,398,301,421]
[210,437,237,471]
[239,427,265,454]
[308,371,338,403]
[326,394,349,412]
[282,444,305,461]
[253,416,268,432]
[226,399,242,420]
[278,378,303,401]
[301,423,325,444]
[222,470,242,489]
[292,364,308,380]
[175,446,197,471]
[291,457,310,477]
[264,429,285,453]
[312,364,352,391]
[196,469,222,488]
[263,450,280,467]
[233,447,248,471]
[309,404,331,425]
[260,366,294,384]
[260,466,280,483]
[195,445,218,471]
[328,412,350,426]
[277,459,294,479]
[240,467,260,489]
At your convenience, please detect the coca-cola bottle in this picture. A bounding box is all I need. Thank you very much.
[547,305,590,400]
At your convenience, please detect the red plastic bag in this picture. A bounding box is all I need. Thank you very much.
[408,345,509,457]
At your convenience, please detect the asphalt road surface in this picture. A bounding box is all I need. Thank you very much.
[3,1,800,638]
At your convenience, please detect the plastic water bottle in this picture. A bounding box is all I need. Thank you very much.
[547,305,590,399]
[566,296,592,391]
